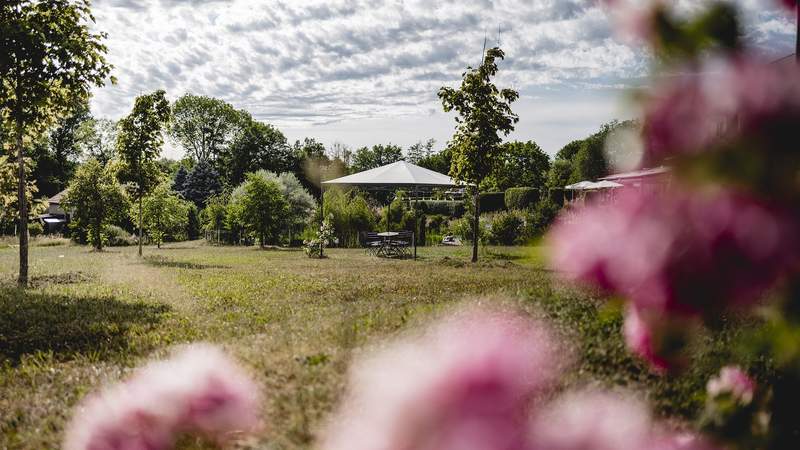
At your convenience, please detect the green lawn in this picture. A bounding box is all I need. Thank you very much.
[0,240,740,449]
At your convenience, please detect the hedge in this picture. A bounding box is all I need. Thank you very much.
[504,187,540,210]
[416,200,465,218]
[478,192,506,213]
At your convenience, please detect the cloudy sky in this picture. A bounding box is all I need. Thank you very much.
[89,0,796,159]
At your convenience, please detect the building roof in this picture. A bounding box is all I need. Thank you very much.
[48,189,69,204]
[322,161,460,188]
[601,166,670,181]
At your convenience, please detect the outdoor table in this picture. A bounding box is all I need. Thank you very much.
[375,232,399,258]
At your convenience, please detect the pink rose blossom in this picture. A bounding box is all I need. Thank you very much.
[64,344,261,450]
[642,57,800,164]
[707,365,756,405]
[529,389,719,450]
[549,187,798,317]
[321,307,564,450]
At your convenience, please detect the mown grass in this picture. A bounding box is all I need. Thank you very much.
[0,241,739,449]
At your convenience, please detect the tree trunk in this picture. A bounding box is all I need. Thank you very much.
[94,219,103,251]
[472,192,479,263]
[15,121,28,287]
[138,196,143,257]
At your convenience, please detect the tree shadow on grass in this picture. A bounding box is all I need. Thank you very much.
[143,255,228,270]
[0,287,170,365]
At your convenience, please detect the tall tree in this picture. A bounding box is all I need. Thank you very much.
[487,140,551,191]
[406,138,436,164]
[115,90,171,257]
[351,144,404,172]
[62,158,128,250]
[170,94,243,162]
[220,117,292,186]
[78,117,117,164]
[0,0,113,286]
[179,160,222,207]
[439,47,519,262]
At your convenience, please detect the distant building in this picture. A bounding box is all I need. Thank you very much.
[37,189,69,234]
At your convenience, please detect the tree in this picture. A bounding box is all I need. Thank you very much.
[62,159,128,250]
[232,171,289,247]
[172,165,188,193]
[0,154,46,233]
[220,116,293,187]
[416,146,452,174]
[258,170,315,243]
[179,160,222,207]
[131,182,189,248]
[0,0,113,286]
[116,90,171,257]
[406,139,436,164]
[200,194,227,238]
[439,47,519,262]
[351,144,404,172]
[294,137,329,196]
[556,139,584,161]
[78,118,117,164]
[487,140,551,191]
[170,94,243,163]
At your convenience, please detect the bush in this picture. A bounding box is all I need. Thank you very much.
[504,187,540,211]
[478,192,506,213]
[526,198,561,237]
[323,189,376,247]
[103,225,136,247]
[488,210,525,245]
[448,214,489,244]
[416,200,465,218]
[426,214,449,234]
[28,222,43,237]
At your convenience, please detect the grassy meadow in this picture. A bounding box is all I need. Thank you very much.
[0,240,744,449]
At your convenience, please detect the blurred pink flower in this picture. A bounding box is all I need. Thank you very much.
[64,344,261,450]
[321,307,564,450]
[642,57,800,164]
[529,390,653,450]
[529,389,718,450]
[550,188,798,318]
[600,0,661,43]
[707,366,756,405]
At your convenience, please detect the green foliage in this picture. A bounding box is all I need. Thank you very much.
[439,46,518,261]
[556,139,584,161]
[486,140,551,191]
[200,194,227,233]
[546,159,574,189]
[322,189,376,247]
[78,118,117,165]
[116,90,171,199]
[0,154,46,228]
[416,199,465,218]
[416,146,452,175]
[406,139,436,164]
[526,198,562,237]
[487,210,525,245]
[102,224,135,247]
[304,214,336,258]
[648,2,742,63]
[221,116,293,187]
[255,170,316,241]
[186,204,200,241]
[170,94,244,163]
[478,192,506,213]
[231,171,289,246]
[63,159,129,250]
[177,160,222,207]
[27,221,43,237]
[350,144,404,172]
[131,182,190,248]
[504,187,540,211]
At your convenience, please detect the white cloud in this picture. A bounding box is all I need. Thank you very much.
[89,0,796,157]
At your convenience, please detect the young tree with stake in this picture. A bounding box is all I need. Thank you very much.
[439,47,518,262]
[0,0,113,286]
[115,90,171,257]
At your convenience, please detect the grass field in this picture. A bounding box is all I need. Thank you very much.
[0,240,743,449]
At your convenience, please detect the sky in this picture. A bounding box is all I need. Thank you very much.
[89,0,797,159]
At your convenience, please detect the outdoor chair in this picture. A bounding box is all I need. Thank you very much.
[360,232,384,256]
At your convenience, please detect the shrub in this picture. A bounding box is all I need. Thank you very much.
[323,189,376,247]
[102,225,135,247]
[28,222,43,237]
[478,192,506,213]
[527,198,561,237]
[448,214,489,244]
[488,210,525,245]
[504,187,540,210]
[417,200,466,218]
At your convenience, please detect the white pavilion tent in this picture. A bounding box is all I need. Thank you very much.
[322,160,460,189]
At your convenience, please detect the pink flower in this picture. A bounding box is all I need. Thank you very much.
[550,187,798,317]
[529,389,719,450]
[642,56,800,165]
[529,390,654,450]
[601,0,662,44]
[707,366,756,405]
[321,307,564,450]
[64,344,261,450]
